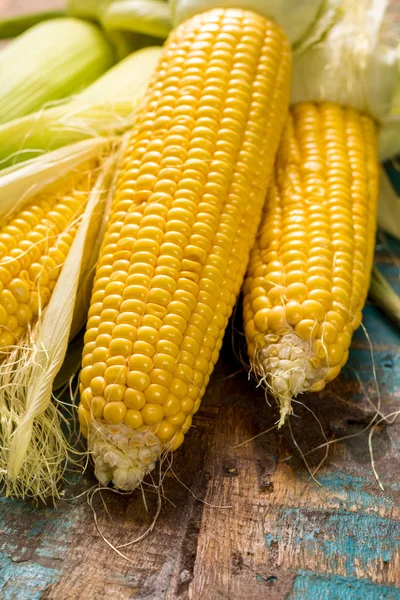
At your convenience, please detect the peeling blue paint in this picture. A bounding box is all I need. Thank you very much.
[267,507,400,579]
[0,552,61,600]
[316,470,397,511]
[0,497,76,597]
[289,570,400,600]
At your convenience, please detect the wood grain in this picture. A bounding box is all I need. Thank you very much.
[2,296,400,600]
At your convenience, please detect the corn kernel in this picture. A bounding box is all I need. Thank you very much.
[149,368,173,388]
[164,394,181,417]
[157,420,176,442]
[109,338,133,357]
[170,431,185,451]
[181,415,192,434]
[104,365,128,385]
[80,388,93,410]
[325,365,341,383]
[129,354,153,373]
[181,397,194,414]
[126,371,151,391]
[104,401,127,424]
[302,299,325,321]
[78,404,92,427]
[124,408,143,429]
[142,403,164,425]
[0,305,7,327]
[318,322,337,344]
[112,323,136,341]
[124,388,146,410]
[104,383,126,402]
[90,377,106,396]
[7,315,18,332]
[144,383,169,405]
[0,290,18,314]
[80,366,93,388]
[167,411,186,427]
[170,378,188,398]
[91,396,106,418]
[327,343,345,366]
[268,306,287,331]
[91,363,106,378]
[295,317,319,341]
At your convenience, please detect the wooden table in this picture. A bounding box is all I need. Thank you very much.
[1,2,400,598]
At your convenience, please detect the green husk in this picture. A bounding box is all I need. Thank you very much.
[377,167,400,241]
[0,18,114,124]
[0,46,162,169]
[67,0,170,39]
[103,0,171,38]
[67,0,112,20]
[379,73,400,161]
[369,267,400,329]
[0,10,66,38]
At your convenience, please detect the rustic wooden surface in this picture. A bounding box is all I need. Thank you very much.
[1,2,400,599]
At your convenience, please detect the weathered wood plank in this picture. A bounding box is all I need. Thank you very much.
[3,308,398,600]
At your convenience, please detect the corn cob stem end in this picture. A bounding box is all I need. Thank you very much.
[254,332,329,427]
[90,423,161,491]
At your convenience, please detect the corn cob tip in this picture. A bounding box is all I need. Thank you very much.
[89,423,161,490]
[244,103,379,425]
[254,332,333,426]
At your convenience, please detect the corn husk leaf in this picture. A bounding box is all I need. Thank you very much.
[0,138,111,218]
[170,0,336,45]
[67,0,112,20]
[0,10,66,38]
[377,167,400,240]
[67,0,170,42]
[379,122,400,162]
[291,0,400,122]
[102,0,171,38]
[378,58,400,160]
[53,332,85,392]
[0,46,162,169]
[0,18,114,124]
[76,46,161,103]
[369,266,400,329]
[0,145,118,501]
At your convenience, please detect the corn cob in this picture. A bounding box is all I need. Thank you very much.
[78,8,291,490]
[243,102,379,424]
[0,161,98,354]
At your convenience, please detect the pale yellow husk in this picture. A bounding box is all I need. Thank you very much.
[0,141,119,501]
[291,0,400,158]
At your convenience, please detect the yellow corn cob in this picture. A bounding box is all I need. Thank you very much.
[78,8,291,490]
[0,161,98,354]
[243,102,379,424]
